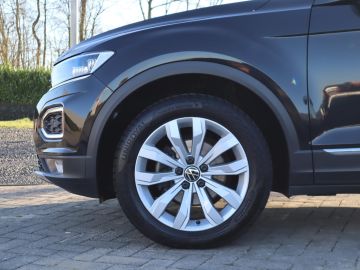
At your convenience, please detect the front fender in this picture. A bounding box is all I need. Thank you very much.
[87,61,307,198]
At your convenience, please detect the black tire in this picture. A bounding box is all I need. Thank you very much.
[113,94,272,248]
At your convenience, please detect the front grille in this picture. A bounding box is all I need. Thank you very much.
[41,107,63,139]
[43,112,62,134]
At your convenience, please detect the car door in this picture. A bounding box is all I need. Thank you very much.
[309,0,360,184]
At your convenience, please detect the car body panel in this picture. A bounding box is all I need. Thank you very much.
[87,61,314,195]
[33,0,360,199]
[95,0,312,148]
[55,0,269,63]
[308,0,360,184]
[33,75,112,197]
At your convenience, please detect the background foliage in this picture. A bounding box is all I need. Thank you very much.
[0,66,50,105]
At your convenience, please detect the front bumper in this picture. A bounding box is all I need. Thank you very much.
[33,75,113,198]
[35,155,92,196]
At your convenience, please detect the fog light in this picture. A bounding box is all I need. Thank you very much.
[41,107,64,140]
[45,159,63,174]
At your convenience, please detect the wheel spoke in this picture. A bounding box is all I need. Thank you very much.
[135,171,182,186]
[200,133,239,165]
[191,118,206,164]
[150,182,183,218]
[166,120,188,165]
[173,184,193,229]
[202,177,242,209]
[195,184,223,225]
[138,144,182,168]
[202,159,248,176]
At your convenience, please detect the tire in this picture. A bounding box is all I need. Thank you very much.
[113,94,272,248]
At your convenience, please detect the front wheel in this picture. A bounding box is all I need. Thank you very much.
[114,94,272,247]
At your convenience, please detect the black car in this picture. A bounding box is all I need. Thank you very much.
[33,0,360,247]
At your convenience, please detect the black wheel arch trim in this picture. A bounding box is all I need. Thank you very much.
[86,60,300,199]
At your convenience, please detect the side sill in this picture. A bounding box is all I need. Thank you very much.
[323,148,360,155]
[289,185,360,196]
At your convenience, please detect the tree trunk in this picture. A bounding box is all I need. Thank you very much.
[0,6,9,65]
[32,0,41,67]
[147,0,153,19]
[15,0,22,68]
[43,0,47,67]
[21,18,27,67]
[79,0,87,41]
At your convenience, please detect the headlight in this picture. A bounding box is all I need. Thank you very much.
[51,51,114,87]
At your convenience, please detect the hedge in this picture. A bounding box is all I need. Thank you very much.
[0,65,51,106]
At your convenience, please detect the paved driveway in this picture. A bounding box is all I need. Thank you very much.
[1,185,360,270]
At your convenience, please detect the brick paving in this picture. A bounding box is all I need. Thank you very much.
[0,185,360,270]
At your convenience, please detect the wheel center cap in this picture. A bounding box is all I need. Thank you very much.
[184,166,201,182]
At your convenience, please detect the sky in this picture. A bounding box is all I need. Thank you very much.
[99,0,244,32]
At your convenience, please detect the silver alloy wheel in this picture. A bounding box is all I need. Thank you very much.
[135,117,249,231]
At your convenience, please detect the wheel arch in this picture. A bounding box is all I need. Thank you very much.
[87,61,300,201]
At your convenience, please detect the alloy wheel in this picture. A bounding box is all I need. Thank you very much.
[135,117,249,231]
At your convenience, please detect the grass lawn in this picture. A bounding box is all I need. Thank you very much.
[0,118,33,128]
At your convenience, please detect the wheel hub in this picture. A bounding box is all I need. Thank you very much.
[184,165,201,182]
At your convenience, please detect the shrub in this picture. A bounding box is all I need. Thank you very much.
[0,65,51,106]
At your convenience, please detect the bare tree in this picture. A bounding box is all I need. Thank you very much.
[139,0,151,20]
[21,11,30,67]
[139,0,181,20]
[87,0,105,37]
[81,0,105,39]
[42,0,47,66]
[32,0,41,66]
[1,0,223,69]
[55,0,71,48]
[0,4,10,65]
[55,0,104,45]
[14,0,22,67]
[138,0,222,20]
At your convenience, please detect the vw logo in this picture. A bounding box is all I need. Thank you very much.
[184,166,201,182]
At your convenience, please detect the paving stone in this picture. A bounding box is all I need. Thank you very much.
[74,248,113,261]
[53,259,111,270]
[0,255,41,270]
[202,254,239,265]
[170,254,211,269]
[46,243,93,253]
[107,242,148,257]
[7,246,56,257]
[132,250,185,261]
[0,239,29,251]
[96,255,149,266]
[1,185,360,270]
[140,258,175,268]
[234,258,293,270]
[4,232,45,241]
[17,264,50,270]
[0,251,16,262]
[33,254,69,266]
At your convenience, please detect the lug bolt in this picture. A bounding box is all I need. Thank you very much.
[200,164,208,172]
[186,156,195,164]
[197,179,205,188]
[182,181,190,190]
[175,167,183,175]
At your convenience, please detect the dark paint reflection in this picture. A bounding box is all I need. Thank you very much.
[320,81,360,130]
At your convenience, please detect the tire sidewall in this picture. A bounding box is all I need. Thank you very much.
[114,95,272,247]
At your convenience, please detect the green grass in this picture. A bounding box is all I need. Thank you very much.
[0,118,33,129]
